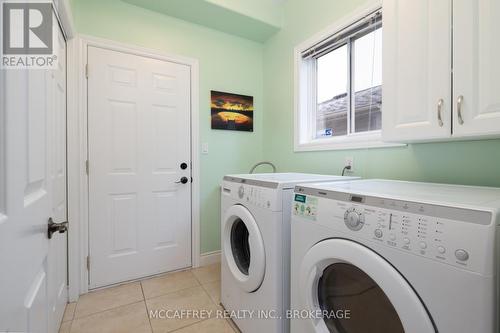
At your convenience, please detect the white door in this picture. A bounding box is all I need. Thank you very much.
[47,22,68,333]
[453,0,500,138]
[382,0,452,142]
[0,14,67,333]
[298,239,435,333]
[88,46,192,288]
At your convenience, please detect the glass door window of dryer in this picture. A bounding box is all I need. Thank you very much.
[231,219,251,275]
[318,263,404,333]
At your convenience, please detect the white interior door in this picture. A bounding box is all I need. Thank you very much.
[382,0,452,142]
[0,13,67,333]
[453,0,500,138]
[88,46,192,288]
[47,21,68,333]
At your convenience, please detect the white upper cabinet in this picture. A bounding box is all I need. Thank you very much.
[382,0,452,142]
[453,0,500,138]
[383,0,500,142]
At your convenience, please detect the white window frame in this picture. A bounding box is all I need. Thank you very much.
[294,1,403,152]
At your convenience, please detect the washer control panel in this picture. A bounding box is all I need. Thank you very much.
[308,198,494,275]
[222,181,278,211]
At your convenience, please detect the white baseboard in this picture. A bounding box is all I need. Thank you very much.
[199,250,221,266]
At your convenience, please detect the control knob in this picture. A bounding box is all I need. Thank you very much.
[344,208,364,231]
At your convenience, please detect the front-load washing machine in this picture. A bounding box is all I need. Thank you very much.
[220,173,358,333]
[291,179,500,333]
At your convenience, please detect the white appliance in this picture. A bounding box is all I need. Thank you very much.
[221,173,359,333]
[290,179,500,333]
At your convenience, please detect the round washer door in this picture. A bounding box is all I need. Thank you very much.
[223,205,265,292]
[299,239,435,333]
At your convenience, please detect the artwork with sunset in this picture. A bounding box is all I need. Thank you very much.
[211,91,254,131]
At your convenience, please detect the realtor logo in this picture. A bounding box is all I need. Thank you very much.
[3,2,52,54]
[2,1,57,68]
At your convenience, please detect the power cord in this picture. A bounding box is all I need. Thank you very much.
[341,165,352,176]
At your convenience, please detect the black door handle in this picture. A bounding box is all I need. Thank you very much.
[48,217,68,239]
[175,176,189,184]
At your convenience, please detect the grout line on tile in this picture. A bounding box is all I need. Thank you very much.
[87,267,193,293]
[199,282,219,306]
[86,280,142,293]
[142,283,204,301]
[193,275,219,286]
[167,317,212,333]
[227,318,241,333]
[146,279,219,333]
[62,302,76,322]
[72,300,146,321]
[140,281,154,333]
[191,264,220,284]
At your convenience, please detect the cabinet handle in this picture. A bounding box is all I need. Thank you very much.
[437,99,444,127]
[457,95,464,125]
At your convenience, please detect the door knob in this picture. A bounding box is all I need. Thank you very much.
[175,176,189,184]
[48,217,68,239]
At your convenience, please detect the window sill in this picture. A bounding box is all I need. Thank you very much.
[294,132,406,152]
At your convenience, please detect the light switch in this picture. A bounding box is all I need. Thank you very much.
[202,142,209,154]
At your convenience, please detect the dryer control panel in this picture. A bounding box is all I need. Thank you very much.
[294,189,495,275]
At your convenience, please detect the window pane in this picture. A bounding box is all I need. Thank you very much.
[316,45,348,139]
[353,27,382,133]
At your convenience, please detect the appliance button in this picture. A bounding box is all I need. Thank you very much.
[238,186,245,199]
[403,237,410,245]
[419,241,427,249]
[437,246,446,254]
[344,210,364,231]
[374,229,383,238]
[455,249,469,261]
[389,234,396,241]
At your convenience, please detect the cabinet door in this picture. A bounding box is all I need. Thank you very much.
[382,0,452,142]
[453,0,500,138]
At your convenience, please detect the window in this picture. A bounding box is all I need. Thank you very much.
[295,7,392,151]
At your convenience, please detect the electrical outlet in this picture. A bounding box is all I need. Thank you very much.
[345,156,354,170]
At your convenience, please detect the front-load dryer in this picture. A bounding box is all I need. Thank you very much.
[291,179,500,333]
[220,173,359,333]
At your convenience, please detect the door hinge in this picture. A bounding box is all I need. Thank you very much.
[85,64,89,79]
[86,256,90,271]
[85,160,89,175]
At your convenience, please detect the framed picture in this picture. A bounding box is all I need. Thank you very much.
[211,90,254,132]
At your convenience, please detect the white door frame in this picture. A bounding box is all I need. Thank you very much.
[66,34,200,300]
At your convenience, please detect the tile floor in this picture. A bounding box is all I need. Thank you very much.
[60,263,238,333]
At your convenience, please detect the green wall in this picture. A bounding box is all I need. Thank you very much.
[72,0,500,255]
[71,0,265,253]
[263,0,500,187]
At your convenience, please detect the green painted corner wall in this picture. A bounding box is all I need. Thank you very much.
[263,0,500,187]
[71,0,500,255]
[70,0,264,253]
[121,0,280,42]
